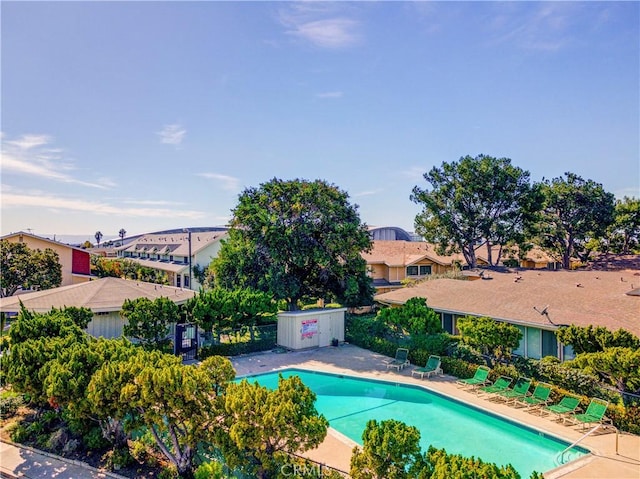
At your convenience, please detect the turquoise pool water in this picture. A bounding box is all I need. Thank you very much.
[243,369,589,477]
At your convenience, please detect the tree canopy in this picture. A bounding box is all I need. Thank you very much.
[456,316,522,365]
[1,240,62,297]
[411,155,542,268]
[608,196,640,254]
[376,297,443,339]
[350,419,424,479]
[537,172,615,268]
[121,296,180,348]
[220,374,329,478]
[212,178,374,310]
[555,325,640,355]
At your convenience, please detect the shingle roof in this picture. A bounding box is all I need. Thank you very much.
[375,269,640,335]
[118,231,227,256]
[363,241,467,266]
[0,277,196,313]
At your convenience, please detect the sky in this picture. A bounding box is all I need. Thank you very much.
[1,1,639,244]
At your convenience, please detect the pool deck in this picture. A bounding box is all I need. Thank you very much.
[231,344,640,479]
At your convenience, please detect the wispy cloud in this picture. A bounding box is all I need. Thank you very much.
[1,133,113,189]
[120,199,184,206]
[402,167,428,183]
[354,188,383,198]
[2,191,206,220]
[316,91,343,99]
[485,3,580,52]
[197,172,241,192]
[157,124,186,145]
[279,4,362,49]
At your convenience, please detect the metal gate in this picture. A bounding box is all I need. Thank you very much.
[174,323,198,361]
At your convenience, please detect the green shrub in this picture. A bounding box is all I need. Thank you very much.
[440,357,480,379]
[84,426,110,450]
[102,447,133,471]
[410,333,455,357]
[0,391,24,419]
[10,423,30,443]
[194,461,227,479]
[129,438,148,463]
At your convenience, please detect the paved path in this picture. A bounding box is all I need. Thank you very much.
[0,440,126,479]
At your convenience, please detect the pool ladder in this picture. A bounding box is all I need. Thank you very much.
[555,424,601,464]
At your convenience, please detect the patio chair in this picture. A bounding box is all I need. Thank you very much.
[411,355,442,379]
[385,348,410,371]
[494,377,532,403]
[456,365,491,389]
[541,395,580,421]
[568,398,612,430]
[516,382,552,410]
[478,376,513,396]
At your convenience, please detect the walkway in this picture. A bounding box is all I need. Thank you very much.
[0,440,127,479]
[231,344,640,479]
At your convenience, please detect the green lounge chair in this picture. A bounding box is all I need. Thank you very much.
[541,395,580,420]
[411,355,442,379]
[517,382,552,410]
[478,376,513,396]
[385,348,410,371]
[456,365,490,388]
[569,398,612,430]
[495,377,532,403]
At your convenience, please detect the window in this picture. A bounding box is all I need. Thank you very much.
[526,328,541,359]
[169,255,174,262]
[512,325,526,356]
[442,313,454,334]
[184,257,188,264]
[542,330,557,358]
[176,275,181,288]
[184,275,190,288]
[406,265,432,276]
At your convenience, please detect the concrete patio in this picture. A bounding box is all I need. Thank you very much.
[231,344,640,478]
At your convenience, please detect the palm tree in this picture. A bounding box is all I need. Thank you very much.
[95,231,103,247]
[119,228,127,246]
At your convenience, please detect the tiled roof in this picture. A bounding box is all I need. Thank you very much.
[374,269,640,335]
[0,277,196,313]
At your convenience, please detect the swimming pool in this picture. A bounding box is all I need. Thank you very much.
[243,368,589,477]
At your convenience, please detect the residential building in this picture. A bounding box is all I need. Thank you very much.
[116,228,228,290]
[0,277,196,339]
[1,231,92,287]
[363,240,488,293]
[374,268,640,361]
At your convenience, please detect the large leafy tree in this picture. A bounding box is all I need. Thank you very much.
[555,325,640,355]
[121,296,180,348]
[220,374,328,478]
[411,155,542,268]
[0,240,62,297]
[569,347,640,395]
[456,316,522,365]
[88,351,235,478]
[212,178,374,310]
[350,419,424,479]
[537,172,615,268]
[608,196,640,254]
